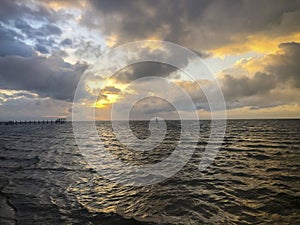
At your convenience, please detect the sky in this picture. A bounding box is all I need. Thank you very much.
[0,0,300,120]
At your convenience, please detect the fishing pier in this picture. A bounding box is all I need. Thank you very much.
[0,118,67,125]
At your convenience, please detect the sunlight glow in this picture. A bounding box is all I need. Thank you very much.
[210,33,300,57]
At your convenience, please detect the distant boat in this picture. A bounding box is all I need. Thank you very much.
[55,118,67,124]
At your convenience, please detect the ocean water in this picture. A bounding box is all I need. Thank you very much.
[0,120,299,224]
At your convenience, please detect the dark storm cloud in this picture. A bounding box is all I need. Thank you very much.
[13,19,62,50]
[0,56,88,101]
[42,24,62,36]
[221,72,277,99]
[22,24,62,39]
[14,19,62,39]
[36,37,56,48]
[0,2,181,118]
[0,39,34,57]
[1,16,60,57]
[265,42,300,88]
[83,0,187,45]
[110,45,195,83]
[0,26,34,57]
[115,62,177,83]
[60,38,73,46]
[84,0,300,50]
[14,19,32,31]
[35,44,49,54]
[0,0,68,56]
[0,0,59,23]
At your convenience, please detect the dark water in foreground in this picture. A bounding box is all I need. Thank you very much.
[0,120,299,224]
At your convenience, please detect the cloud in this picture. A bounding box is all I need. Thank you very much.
[106,45,196,83]
[0,0,299,119]
[13,20,63,52]
[74,40,103,62]
[35,44,49,54]
[221,72,277,99]
[82,0,300,54]
[60,38,73,46]
[0,39,34,57]
[102,86,121,94]
[104,42,300,118]
[0,96,71,120]
[0,0,60,23]
[0,25,34,57]
[0,55,88,101]
[114,62,177,83]
[0,90,38,107]
[128,97,179,120]
[0,91,37,100]
[221,42,300,96]
[219,42,300,109]
[0,0,71,57]
[20,23,62,39]
[265,42,300,88]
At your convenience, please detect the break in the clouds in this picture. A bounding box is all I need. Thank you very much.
[0,0,299,119]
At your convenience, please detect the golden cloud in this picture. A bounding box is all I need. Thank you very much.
[210,32,300,57]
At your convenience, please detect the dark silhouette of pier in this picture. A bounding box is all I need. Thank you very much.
[0,118,67,125]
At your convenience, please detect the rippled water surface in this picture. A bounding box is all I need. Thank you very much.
[0,120,299,224]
